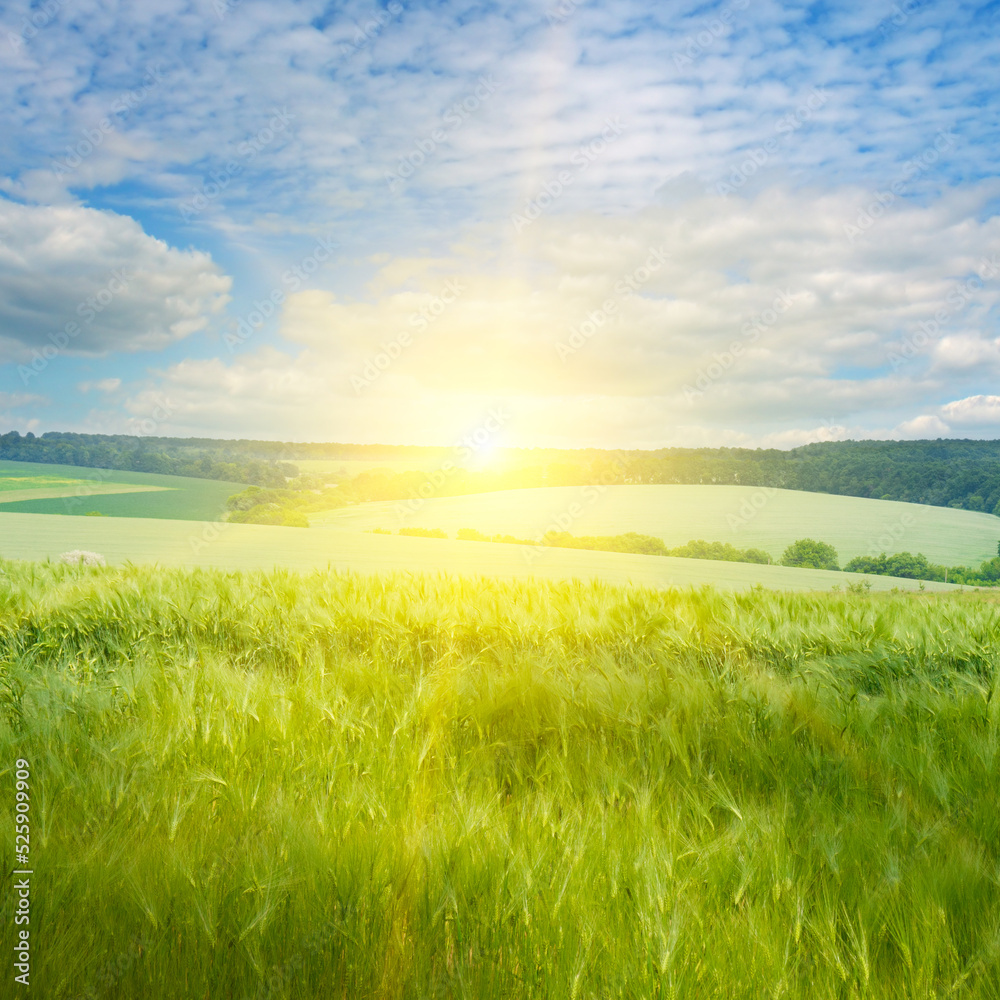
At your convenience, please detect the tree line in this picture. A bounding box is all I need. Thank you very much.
[780,538,1000,587]
[0,431,295,487]
[6,431,1000,514]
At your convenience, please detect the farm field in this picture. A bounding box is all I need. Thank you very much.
[0,510,956,591]
[0,461,170,504]
[0,483,167,504]
[1,563,997,998]
[0,470,105,493]
[0,459,243,520]
[310,484,1000,567]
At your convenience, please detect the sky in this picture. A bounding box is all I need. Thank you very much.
[1,0,999,451]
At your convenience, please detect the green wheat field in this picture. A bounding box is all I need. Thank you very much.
[2,560,998,998]
[0,460,241,521]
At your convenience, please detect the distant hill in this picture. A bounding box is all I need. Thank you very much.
[0,510,955,593]
[0,460,242,521]
[3,430,1000,514]
[310,484,1000,568]
[623,439,1000,514]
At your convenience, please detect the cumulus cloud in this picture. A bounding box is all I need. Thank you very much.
[930,334,1000,373]
[104,182,1000,447]
[272,183,1000,404]
[0,200,230,363]
[893,414,951,438]
[1,0,999,445]
[888,396,1000,443]
[77,377,121,393]
[0,0,996,233]
[940,395,1000,426]
[0,389,45,435]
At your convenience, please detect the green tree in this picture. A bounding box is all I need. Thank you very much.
[780,538,839,571]
[977,556,1000,582]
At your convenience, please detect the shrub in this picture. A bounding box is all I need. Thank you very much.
[609,532,669,555]
[668,539,764,562]
[780,538,839,571]
[846,551,938,580]
[226,486,268,511]
[227,505,308,527]
[227,504,281,525]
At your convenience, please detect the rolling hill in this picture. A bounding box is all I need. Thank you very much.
[0,469,990,589]
[0,459,243,521]
[309,484,1000,567]
[0,511,957,592]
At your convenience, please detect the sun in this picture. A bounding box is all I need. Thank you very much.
[465,439,504,471]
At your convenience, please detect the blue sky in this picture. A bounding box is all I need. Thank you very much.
[1,0,999,448]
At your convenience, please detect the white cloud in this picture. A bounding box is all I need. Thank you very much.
[0,390,46,408]
[0,389,45,435]
[99,183,1000,447]
[1,0,995,233]
[0,200,231,362]
[77,377,121,393]
[1,1,999,445]
[930,334,1000,373]
[893,414,951,438]
[940,395,1000,426]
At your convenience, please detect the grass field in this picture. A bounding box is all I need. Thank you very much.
[0,511,957,591]
[1,563,998,997]
[0,462,170,505]
[310,484,1000,567]
[0,460,243,521]
[0,483,168,505]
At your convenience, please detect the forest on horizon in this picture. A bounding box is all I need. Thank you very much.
[3,430,1000,514]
